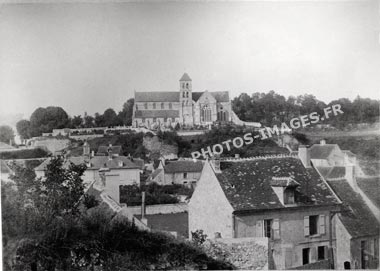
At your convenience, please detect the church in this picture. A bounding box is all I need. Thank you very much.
[132,73,234,128]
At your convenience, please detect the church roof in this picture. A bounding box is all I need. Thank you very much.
[192,91,230,103]
[135,110,179,119]
[179,73,192,81]
[135,92,179,102]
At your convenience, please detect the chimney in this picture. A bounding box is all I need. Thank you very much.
[83,141,90,157]
[141,191,146,219]
[320,139,326,145]
[298,145,311,168]
[210,155,221,173]
[108,144,113,160]
[345,163,357,190]
[235,153,240,159]
[91,150,95,157]
[118,160,123,167]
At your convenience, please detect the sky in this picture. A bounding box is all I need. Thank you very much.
[0,0,379,120]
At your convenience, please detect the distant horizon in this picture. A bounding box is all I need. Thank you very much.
[1,1,379,120]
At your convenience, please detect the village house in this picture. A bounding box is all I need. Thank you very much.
[189,155,341,269]
[305,145,380,269]
[34,143,144,190]
[148,159,204,186]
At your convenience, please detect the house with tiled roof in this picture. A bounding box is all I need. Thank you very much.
[148,159,204,186]
[132,73,260,129]
[35,144,144,204]
[189,156,341,269]
[299,142,380,270]
[327,179,379,269]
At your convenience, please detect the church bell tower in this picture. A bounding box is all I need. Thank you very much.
[179,73,193,126]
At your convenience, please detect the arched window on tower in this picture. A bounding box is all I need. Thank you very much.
[153,103,156,109]
[144,103,147,109]
[161,102,164,109]
[186,83,189,89]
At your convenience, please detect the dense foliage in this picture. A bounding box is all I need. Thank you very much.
[15,99,135,138]
[120,183,194,206]
[232,91,380,128]
[0,148,49,160]
[0,125,15,144]
[2,158,230,270]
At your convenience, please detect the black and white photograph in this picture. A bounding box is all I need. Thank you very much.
[0,0,379,270]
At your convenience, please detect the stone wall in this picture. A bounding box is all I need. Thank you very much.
[203,237,268,270]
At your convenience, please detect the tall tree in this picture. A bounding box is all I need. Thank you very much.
[16,119,31,140]
[0,125,15,144]
[103,108,120,127]
[71,115,83,128]
[118,98,134,126]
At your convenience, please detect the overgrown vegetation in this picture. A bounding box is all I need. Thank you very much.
[0,148,49,160]
[120,183,194,206]
[2,157,231,270]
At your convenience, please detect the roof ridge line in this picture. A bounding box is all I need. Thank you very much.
[220,153,298,162]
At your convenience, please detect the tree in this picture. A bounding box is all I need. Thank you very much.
[118,98,134,126]
[71,115,83,128]
[0,125,15,144]
[94,112,105,127]
[29,106,70,137]
[16,119,31,140]
[83,115,95,128]
[103,108,120,127]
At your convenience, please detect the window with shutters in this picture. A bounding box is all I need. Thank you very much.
[309,215,319,235]
[264,219,272,238]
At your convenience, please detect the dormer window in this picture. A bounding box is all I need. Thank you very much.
[270,177,300,206]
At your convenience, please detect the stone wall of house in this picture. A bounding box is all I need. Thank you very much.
[189,163,234,239]
[203,237,268,270]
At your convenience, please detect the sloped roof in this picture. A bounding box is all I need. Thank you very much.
[179,73,192,81]
[0,142,15,150]
[316,166,346,179]
[192,91,230,103]
[135,92,179,102]
[97,145,122,156]
[215,157,340,212]
[0,160,12,174]
[35,156,142,171]
[309,144,338,159]
[342,150,356,157]
[270,177,300,187]
[356,177,380,210]
[328,179,380,238]
[135,110,179,119]
[164,160,204,173]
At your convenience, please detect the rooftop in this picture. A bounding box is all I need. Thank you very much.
[179,73,192,81]
[215,157,340,212]
[309,144,339,159]
[35,156,144,171]
[327,179,380,238]
[97,145,122,156]
[164,160,204,173]
[356,177,380,210]
[0,142,15,150]
[135,90,230,103]
[316,166,346,180]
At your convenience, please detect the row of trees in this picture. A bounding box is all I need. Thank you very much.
[232,91,380,128]
[15,99,135,139]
